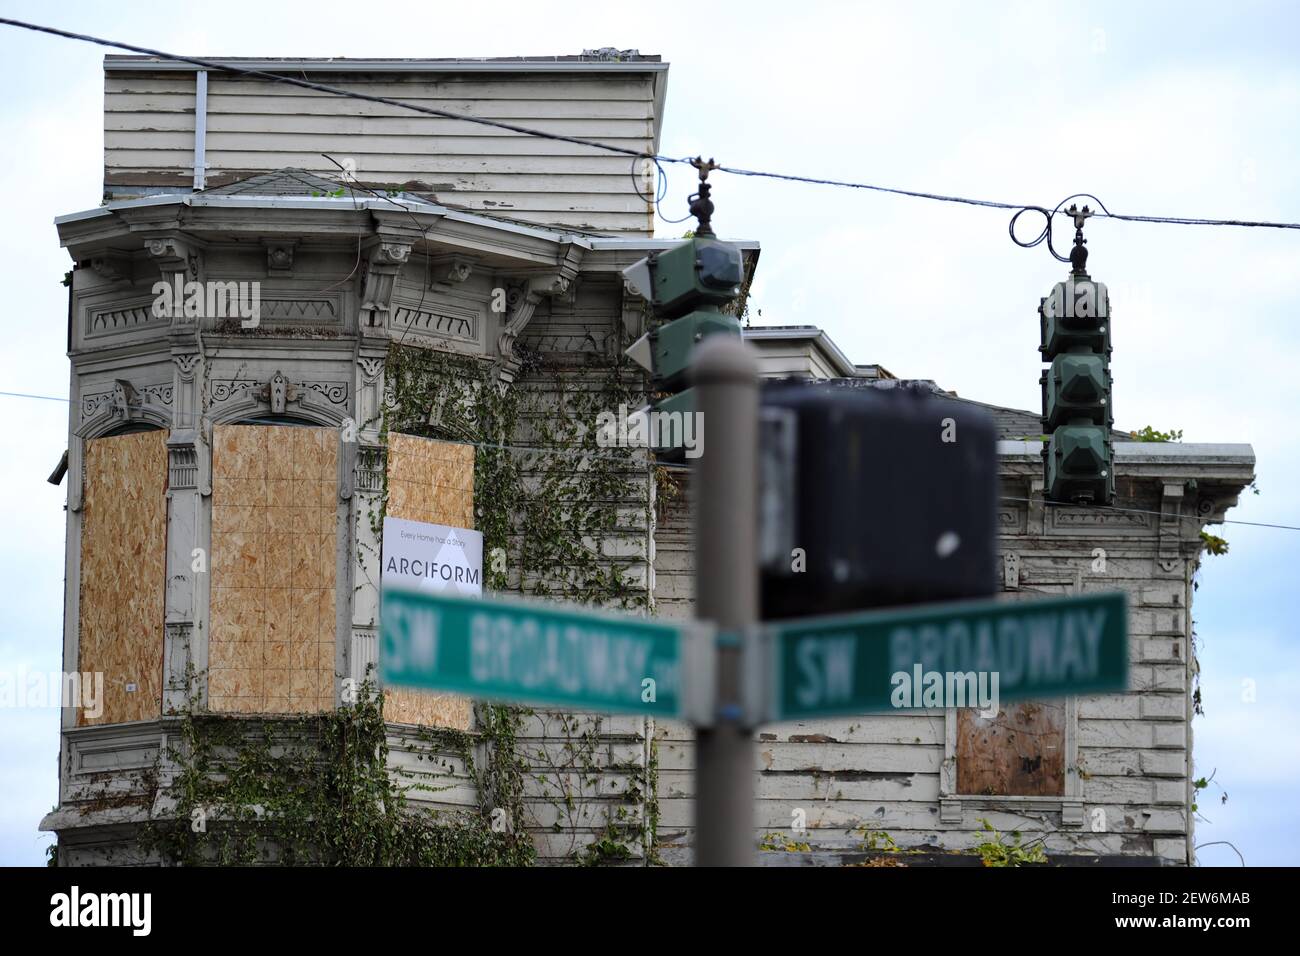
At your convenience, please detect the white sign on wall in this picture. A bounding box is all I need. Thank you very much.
[381,516,483,596]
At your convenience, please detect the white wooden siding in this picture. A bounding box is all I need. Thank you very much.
[104,70,658,234]
[651,489,1197,864]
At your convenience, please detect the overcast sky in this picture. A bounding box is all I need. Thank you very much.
[0,0,1296,866]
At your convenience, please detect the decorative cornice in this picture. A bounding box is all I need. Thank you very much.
[392,304,477,342]
[86,302,165,338]
[79,377,173,428]
[209,374,349,416]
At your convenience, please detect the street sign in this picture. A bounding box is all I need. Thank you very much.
[380,588,712,721]
[766,591,1128,721]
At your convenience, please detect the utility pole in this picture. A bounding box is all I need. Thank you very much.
[665,156,761,866]
[692,333,759,867]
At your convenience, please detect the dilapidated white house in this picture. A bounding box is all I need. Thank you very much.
[660,326,1254,865]
[41,52,1252,866]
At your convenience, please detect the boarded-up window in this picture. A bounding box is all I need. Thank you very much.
[208,425,337,714]
[383,434,474,730]
[956,701,1065,796]
[78,430,168,725]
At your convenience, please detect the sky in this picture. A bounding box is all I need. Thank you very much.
[0,0,1296,866]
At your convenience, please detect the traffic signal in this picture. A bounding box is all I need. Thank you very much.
[759,380,998,619]
[623,237,745,457]
[1039,271,1114,505]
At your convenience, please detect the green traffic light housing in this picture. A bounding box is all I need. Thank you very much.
[1041,353,1112,431]
[622,235,746,460]
[1046,425,1115,505]
[650,237,744,319]
[1037,210,1115,505]
[632,310,742,392]
[1039,277,1110,358]
[623,236,745,389]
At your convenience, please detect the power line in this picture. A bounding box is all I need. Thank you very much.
[0,390,71,402]
[0,18,678,164]
[3,17,1300,236]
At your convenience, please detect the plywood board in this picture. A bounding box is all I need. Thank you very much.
[957,701,1065,796]
[384,433,474,730]
[78,430,168,725]
[208,425,337,714]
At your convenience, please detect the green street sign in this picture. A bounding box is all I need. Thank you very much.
[380,588,709,720]
[768,591,1129,721]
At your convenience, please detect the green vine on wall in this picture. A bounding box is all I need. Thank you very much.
[141,678,534,866]
[381,343,659,863]
[382,343,652,607]
[129,339,659,866]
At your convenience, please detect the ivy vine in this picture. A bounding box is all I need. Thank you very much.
[80,338,662,867]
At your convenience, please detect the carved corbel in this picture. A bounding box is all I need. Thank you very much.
[264,239,298,276]
[88,256,131,284]
[174,353,201,381]
[1002,552,1021,590]
[495,281,545,362]
[552,240,584,303]
[355,355,386,442]
[358,239,412,334]
[146,236,203,330]
[112,379,139,419]
[492,243,585,381]
[1156,480,1186,574]
[429,255,475,287]
[496,272,577,357]
[258,371,299,415]
[146,236,202,283]
[172,352,202,433]
[1027,475,1046,535]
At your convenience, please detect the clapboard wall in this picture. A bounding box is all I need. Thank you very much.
[103,58,664,235]
[650,452,1251,865]
[493,288,659,862]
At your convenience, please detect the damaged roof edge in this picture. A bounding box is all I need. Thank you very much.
[999,439,1256,466]
[103,55,669,72]
[53,194,759,254]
